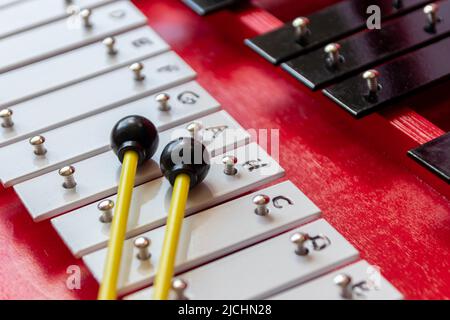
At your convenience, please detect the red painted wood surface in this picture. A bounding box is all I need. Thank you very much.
[0,0,449,300]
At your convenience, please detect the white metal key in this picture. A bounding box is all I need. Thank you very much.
[0,51,196,147]
[125,219,358,300]
[51,142,283,254]
[268,260,403,300]
[55,180,315,258]
[0,82,218,187]
[0,0,115,40]
[0,26,169,107]
[82,181,321,294]
[16,112,253,221]
[0,1,147,73]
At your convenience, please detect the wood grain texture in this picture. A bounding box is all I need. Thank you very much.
[0,0,448,299]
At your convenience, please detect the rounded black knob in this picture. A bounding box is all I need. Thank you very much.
[160,137,210,188]
[111,115,159,166]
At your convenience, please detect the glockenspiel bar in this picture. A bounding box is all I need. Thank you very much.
[17,112,252,222]
[0,81,219,186]
[182,0,236,15]
[0,0,115,40]
[408,132,450,183]
[82,181,320,294]
[0,0,147,74]
[282,1,450,90]
[0,51,196,147]
[245,0,431,65]
[323,38,450,117]
[124,219,359,300]
[51,142,282,256]
[269,260,403,300]
[0,26,169,106]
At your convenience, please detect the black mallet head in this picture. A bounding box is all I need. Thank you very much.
[111,115,159,166]
[160,137,210,188]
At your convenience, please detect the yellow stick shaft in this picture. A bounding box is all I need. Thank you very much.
[153,173,191,300]
[98,150,139,300]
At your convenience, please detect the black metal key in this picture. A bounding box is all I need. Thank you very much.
[245,0,431,64]
[322,38,450,118]
[408,132,450,183]
[183,0,238,15]
[282,0,450,90]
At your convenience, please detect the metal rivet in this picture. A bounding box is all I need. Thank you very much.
[292,17,310,41]
[172,278,188,300]
[0,108,14,128]
[324,43,342,67]
[186,122,202,140]
[253,194,270,216]
[222,155,238,176]
[80,9,92,29]
[134,236,151,260]
[98,199,114,223]
[130,62,145,81]
[424,3,439,26]
[155,93,171,111]
[59,165,77,189]
[363,69,380,94]
[334,274,354,299]
[103,37,117,55]
[290,232,310,256]
[29,135,47,156]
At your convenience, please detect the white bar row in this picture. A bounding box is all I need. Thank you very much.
[0,51,196,147]
[17,111,254,221]
[0,0,115,40]
[0,26,169,107]
[51,141,282,256]
[83,181,321,295]
[0,81,219,186]
[0,0,147,74]
[123,219,359,299]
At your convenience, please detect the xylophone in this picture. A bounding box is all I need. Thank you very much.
[0,0,448,301]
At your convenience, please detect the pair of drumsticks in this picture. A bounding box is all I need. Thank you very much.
[97,115,210,300]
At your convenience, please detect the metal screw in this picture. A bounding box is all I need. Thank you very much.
[222,155,238,176]
[363,69,380,94]
[103,37,117,55]
[324,43,342,67]
[292,17,310,41]
[253,194,270,216]
[98,199,114,223]
[334,274,354,299]
[290,232,310,256]
[0,108,14,128]
[134,236,151,260]
[130,62,145,81]
[155,93,171,111]
[424,3,439,26]
[59,165,77,189]
[29,135,47,156]
[80,9,92,29]
[186,122,202,140]
[172,278,188,300]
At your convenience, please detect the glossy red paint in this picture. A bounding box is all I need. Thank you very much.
[0,0,448,299]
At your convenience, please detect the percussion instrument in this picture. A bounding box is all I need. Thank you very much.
[0,0,448,300]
